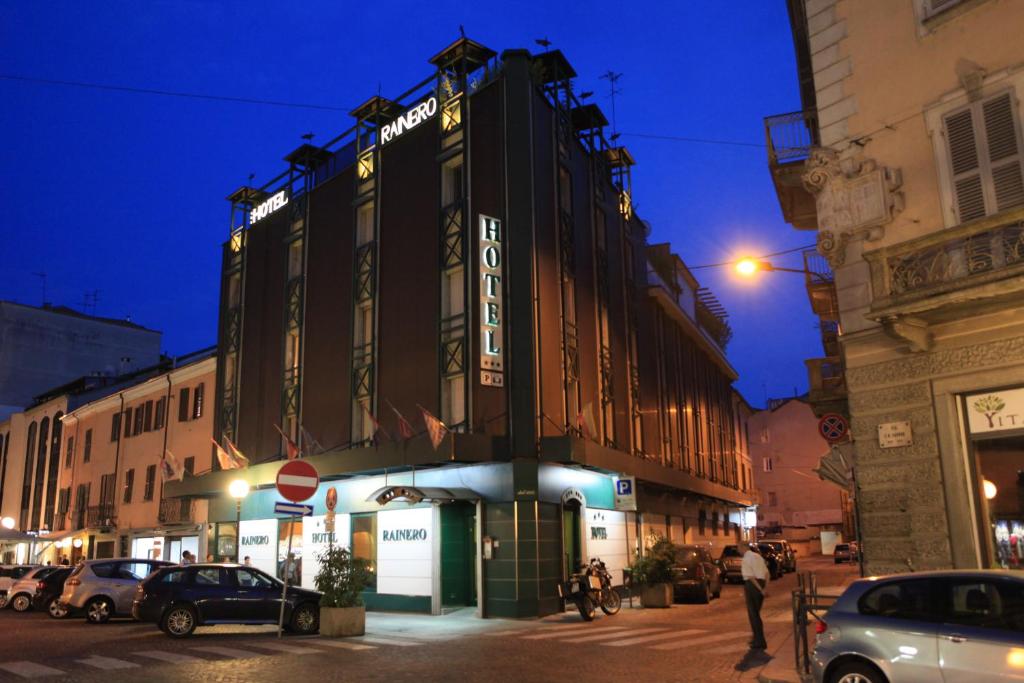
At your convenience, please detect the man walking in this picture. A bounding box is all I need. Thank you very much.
[742,543,770,650]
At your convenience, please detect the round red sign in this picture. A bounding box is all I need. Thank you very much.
[326,486,338,512]
[276,460,319,503]
[818,413,849,444]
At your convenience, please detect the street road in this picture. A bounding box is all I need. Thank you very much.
[0,557,856,682]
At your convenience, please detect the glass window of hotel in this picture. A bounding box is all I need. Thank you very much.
[356,202,374,246]
[83,428,92,463]
[144,464,156,501]
[441,156,464,206]
[192,383,205,420]
[154,397,166,430]
[287,239,303,280]
[123,469,134,504]
[441,267,465,320]
[354,301,373,349]
[351,514,377,590]
[65,436,74,468]
[110,412,121,442]
[214,523,237,561]
[178,387,190,422]
[285,328,300,375]
[443,374,466,428]
[971,434,1024,570]
[942,91,1024,224]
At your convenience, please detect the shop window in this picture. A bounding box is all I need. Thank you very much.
[123,469,134,504]
[143,465,156,501]
[192,383,205,420]
[178,388,190,422]
[110,413,121,442]
[970,432,1024,570]
[351,513,377,591]
[215,523,238,561]
[83,429,92,463]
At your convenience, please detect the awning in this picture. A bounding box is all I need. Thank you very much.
[0,529,39,543]
[30,529,79,545]
[366,486,482,506]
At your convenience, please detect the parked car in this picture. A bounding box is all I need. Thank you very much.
[0,565,40,608]
[670,545,722,603]
[59,558,173,623]
[717,545,745,583]
[756,543,785,579]
[812,570,1024,683]
[32,567,74,618]
[834,542,858,564]
[761,540,797,573]
[132,564,322,638]
[5,566,61,612]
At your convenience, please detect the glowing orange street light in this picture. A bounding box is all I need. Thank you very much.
[734,257,808,277]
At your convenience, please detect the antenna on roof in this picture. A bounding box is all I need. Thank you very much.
[599,70,623,137]
[301,132,315,142]
[33,272,48,306]
[459,24,465,38]
[535,37,552,48]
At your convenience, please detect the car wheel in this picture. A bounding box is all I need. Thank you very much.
[290,603,319,635]
[698,581,712,604]
[0,595,7,609]
[161,605,197,638]
[11,594,32,612]
[47,598,69,619]
[85,597,113,624]
[829,660,888,683]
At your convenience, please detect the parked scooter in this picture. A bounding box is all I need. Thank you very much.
[557,557,622,621]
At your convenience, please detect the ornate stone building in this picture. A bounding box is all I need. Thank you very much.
[766,0,1024,574]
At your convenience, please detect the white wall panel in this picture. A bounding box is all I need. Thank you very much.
[585,508,628,585]
[377,508,433,596]
[301,514,351,590]
[239,519,278,577]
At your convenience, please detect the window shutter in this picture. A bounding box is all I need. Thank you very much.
[945,107,986,222]
[982,93,1024,212]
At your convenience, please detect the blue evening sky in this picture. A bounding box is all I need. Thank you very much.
[0,1,819,408]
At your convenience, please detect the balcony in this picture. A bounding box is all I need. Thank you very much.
[864,208,1024,345]
[765,109,819,230]
[805,357,847,417]
[803,249,839,320]
[85,505,116,529]
[159,497,195,525]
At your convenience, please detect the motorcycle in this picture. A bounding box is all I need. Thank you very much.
[557,557,622,621]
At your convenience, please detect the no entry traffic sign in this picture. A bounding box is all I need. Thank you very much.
[818,413,849,444]
[276,460,319,503]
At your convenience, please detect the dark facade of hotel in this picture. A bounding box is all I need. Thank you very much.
[167,38,754,618]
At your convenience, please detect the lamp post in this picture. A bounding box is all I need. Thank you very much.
[228,479,250,563]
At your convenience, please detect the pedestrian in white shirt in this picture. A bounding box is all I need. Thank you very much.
[741,544,770,649]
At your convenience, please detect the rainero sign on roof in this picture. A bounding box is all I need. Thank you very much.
[380,96,438,145]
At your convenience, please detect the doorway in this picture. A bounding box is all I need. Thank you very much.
[441,502,476,608]
[562,501,582,578]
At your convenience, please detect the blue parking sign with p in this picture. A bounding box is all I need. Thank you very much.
[616,479,632,496]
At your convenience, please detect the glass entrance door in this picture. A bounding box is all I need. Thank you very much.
[441,502,476,608]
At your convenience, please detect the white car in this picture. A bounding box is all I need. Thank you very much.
[5,566,61,612]
[0,565,40,608]
[59,559,172,623]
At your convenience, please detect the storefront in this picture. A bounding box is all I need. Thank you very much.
[962,386,1024,570]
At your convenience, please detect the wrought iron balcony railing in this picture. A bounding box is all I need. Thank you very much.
[86,505,116,529]
[159,497,195,525]
[764,109,819,165]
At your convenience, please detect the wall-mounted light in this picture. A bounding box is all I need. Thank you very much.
[0,517,14,530]
[983,479,998,500]
[72,539,83,549]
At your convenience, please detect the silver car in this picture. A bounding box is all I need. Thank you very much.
[812,570,1024,683]
[0,565,40,608]
[59,559,173,623]
[5,566,61,612]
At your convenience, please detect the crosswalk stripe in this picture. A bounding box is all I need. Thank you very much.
[649,632,750,651]
[0,662,65,678]
[486,622,585,637]
[521,626,625,640]
[77,655,139,670]
[247,642,325,655]
[191,646,265,659]
[604,628,705,647]
[133,650,202,663]
[562,627,669,643]
[313,640,377,651]
[357,636,422,646]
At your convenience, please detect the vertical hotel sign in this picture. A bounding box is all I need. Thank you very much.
[480,215,504,386]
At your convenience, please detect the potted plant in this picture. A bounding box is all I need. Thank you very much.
[628,537,676,608]
[314,545,372,637]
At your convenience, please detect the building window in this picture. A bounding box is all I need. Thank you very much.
[83,429,92,463]
[144,465,156,501]
[178,387,190,422]
[712,511,720,535]
[19,422,37,530]
[110,413,121,442]
[356,202,374,247]
[184,457,195,475]
[154,397,166,430]
[65,437,74,469]
[763,457,773,473]
[133,405,144,436]
[768,491,777,507]
[143,401,153,432]
[441,156,464,206]
[123,469,134,504]
[698,509,707,536]
[192,383,205,420]
[442,375,466,428]
[99,473,115,509]
[943,90,1024,223]
[287,239,304,280]
[123,407,133,438]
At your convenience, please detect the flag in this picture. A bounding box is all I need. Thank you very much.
[386,399,415,440]
[300,425,323,456]
[274,424,301,460]
[212,437,248,470]
[359,402,390,443]
[577,402,597,441]
[160,450,185,482]
[418,405,448,451]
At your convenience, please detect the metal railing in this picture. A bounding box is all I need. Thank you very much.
[793,573,841,680]
[159,497,195,524]
[806,357,846,393]
[765,110,819,165]
[86,505,116,529]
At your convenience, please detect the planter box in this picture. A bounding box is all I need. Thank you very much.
[640,583,673,608]
[320,605,365,637]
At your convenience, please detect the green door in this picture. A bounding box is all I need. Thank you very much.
[562,506,581,577]
[441,503,476,607]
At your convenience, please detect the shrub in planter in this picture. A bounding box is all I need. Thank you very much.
[314,545,373,637]
[628,537,676,608]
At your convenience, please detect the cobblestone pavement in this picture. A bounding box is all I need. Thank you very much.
[0,557,856,682]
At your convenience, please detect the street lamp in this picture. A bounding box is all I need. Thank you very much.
[983,479,998,500]
[0,517,14,530]
[734,257,808,277]
[229,479,250,563]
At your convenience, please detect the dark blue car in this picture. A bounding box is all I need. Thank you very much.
[132,563,321,637]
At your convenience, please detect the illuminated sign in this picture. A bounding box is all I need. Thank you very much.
[382,528,428,542]
[380,96,438,144]
[480,215,504,386]
[241,535,269,546]
[250,190,289,225]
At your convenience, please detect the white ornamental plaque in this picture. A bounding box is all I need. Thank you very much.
[878,421,912,448]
